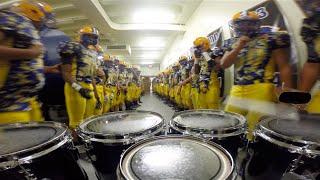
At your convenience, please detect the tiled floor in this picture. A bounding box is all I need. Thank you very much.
[79,93,175,180]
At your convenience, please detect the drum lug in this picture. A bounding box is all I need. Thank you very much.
[17,164,38,180]
[0,160,19,171]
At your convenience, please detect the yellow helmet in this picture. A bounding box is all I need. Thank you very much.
[232,11,259,21]
[79,26,99,36]
[173,62,180,68]
[103,54,112,62]
[178,56,188,63]
[37,2,56,28]
[230,11,260,37]
[13,0,45,22]
[193,37,211,51]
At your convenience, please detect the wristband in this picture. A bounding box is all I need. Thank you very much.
[202,52,211,61]
[71,82,82,91]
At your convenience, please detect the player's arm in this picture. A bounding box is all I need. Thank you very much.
[0,31,42,59]
[273,48,293,89]
[220,37,250,69]
[299,62,320,92]
[220,36,250,69]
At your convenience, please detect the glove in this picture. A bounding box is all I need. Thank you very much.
[72,83,92,99]
[194,47,202,58]
[79,88,92,99]
[95,100,102,110]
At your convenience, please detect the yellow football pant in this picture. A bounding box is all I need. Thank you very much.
[0,111,31,124]
[65,82,95,129]
[29,98,44,122]
[174,85,182,106]
[225,83,277,140]
[307,90,320,113]
[94,84,104,115]
[197,79,220,109]
[182,83,192,109]
[191,87,199,109]
[103,86,113,113]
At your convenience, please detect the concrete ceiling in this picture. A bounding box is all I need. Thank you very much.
[1,0,202,65]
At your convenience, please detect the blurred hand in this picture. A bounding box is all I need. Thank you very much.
[45,64,61,74]
[236,36,250,49]
[194,47,202,58]
[79,88,92,99]
[95,100,102,110]
[97,68,105,77]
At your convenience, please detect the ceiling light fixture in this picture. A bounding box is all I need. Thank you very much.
[139,37,166,48]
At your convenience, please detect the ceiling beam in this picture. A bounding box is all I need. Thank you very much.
[71,0,187,32]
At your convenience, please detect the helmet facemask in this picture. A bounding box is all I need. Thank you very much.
[230,19,261,38]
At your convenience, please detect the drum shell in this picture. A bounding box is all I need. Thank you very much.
[245,135,319,180]
[83,131,164,178]
[0,140,87,180]
[168,127,246,159]
[117,135,236,180]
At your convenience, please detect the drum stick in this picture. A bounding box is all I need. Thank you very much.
[223,96,300,120]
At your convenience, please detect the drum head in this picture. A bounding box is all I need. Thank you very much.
[0,122,67,157]
[120,136,234,180]
[259,115,320,143]
[79,111,164,142]
[171,110,246,137]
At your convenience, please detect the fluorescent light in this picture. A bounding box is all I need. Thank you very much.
[139,37,166,47]
[141,52,161,59]
[133,9,175,24]
[140,61,156,65]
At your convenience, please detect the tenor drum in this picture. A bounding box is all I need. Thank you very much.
[77,110,165,179]
[169,110,247,158]
[245,115,320,180]
[0,122,87,180]
[117,136,235,180]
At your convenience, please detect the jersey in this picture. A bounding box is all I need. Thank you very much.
[181,62,192,81]
[223,32,290,85]
[104,63,117,85]
[95,57,104,85]
[0,11,45,112]
[57,41,97,83]
[301,15,320,63]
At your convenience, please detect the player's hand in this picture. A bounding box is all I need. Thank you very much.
[79,88,92,99]
[45,64,61,74]
[236,36,250,49]
[97,68,105,77]
[95,100,102,110]
[194,47,202,58]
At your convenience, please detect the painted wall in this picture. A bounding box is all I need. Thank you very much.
[137,64,160,77]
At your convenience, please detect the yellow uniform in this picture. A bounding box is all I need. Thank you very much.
[180,60,193,109]
[94,57,104,115]
[224,32,290,139]
[103,61,117,113]
[301,15,320,113]
[195,57,220,110]
[58,41,97,129]
[0,11,45,124]
[191,73,200,109]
